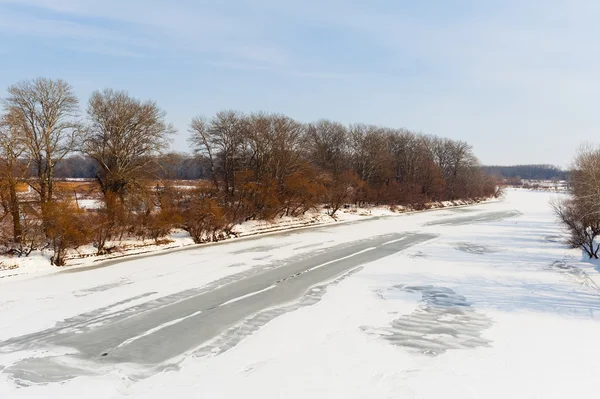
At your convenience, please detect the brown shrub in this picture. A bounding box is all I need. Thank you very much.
[181,191,227,244]
[144,207,183,243]
[42,200,92,266]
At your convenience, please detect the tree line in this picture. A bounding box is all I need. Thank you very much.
[53,154,207,180]
[482,164,567,180]
[0,77,498,265]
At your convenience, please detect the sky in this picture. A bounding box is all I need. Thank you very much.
[0,0,598,167]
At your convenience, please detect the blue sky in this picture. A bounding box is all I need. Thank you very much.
[0,0,597,166]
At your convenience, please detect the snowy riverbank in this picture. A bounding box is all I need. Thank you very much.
[0,198,489,281]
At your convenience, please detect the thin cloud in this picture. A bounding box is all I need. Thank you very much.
[0,1,292,68]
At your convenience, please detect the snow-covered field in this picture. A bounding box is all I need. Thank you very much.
[519,179,569,192]
[1,189,599,398]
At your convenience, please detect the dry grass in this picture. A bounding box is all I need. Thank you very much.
[15,182,29,193]
[55,180,101,200]
[16,180,101,195]
[56,180,99,192]
[18,179,211,200]
[148,179,211,189]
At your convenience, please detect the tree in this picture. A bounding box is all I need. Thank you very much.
[430,137,479,200]
[245,113,304,192]
[348,125,393,203]
[239,113,306,218]
[482,165,566,180]
[189,111,247,197]
[386,131,434,204]
[551,197,600,259]
[2,78,81,204]
[417,158,446,203]
[280,163,326,216]
[569,143,600,218]
[551,143,600,259]
[84,89,174,208]
[305,120,349,177]
[155,152,206,180]
[54,155,98,178]
[0,115,28,245]
[325,170,361,217]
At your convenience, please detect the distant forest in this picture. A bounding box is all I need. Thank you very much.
[54,154,208,180]
[58,157,567,182]
[481,165,567,180]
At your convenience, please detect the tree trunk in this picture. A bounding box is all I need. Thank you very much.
[8,183,22,244]
[39,180,47,204]
[47,163,54,202]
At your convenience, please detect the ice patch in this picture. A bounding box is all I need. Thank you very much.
[454,242,498,255]
[362,285,493,356]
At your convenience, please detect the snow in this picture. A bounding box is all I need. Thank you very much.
[2,189,600,398]
[75,198,103,209]
[0,199,488,281]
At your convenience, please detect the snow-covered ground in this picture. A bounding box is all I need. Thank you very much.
[1,189,600,398]
[513,179,569,192]
[0,198,482,280]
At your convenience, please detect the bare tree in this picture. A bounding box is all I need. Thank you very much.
[551,197,600,259]
[189,117,219,190]
[84,89,174,204]
[430,137,479,199]
[0,115,29,245]
[551,143,600,259]
[348,124,394,203]
[189,111,247,197]
[244,113,304,191]
[349,125,390,183]
[569,143,600,218]
[2,78,81,204]
[305,120,349,177]
[388,130,419,182]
